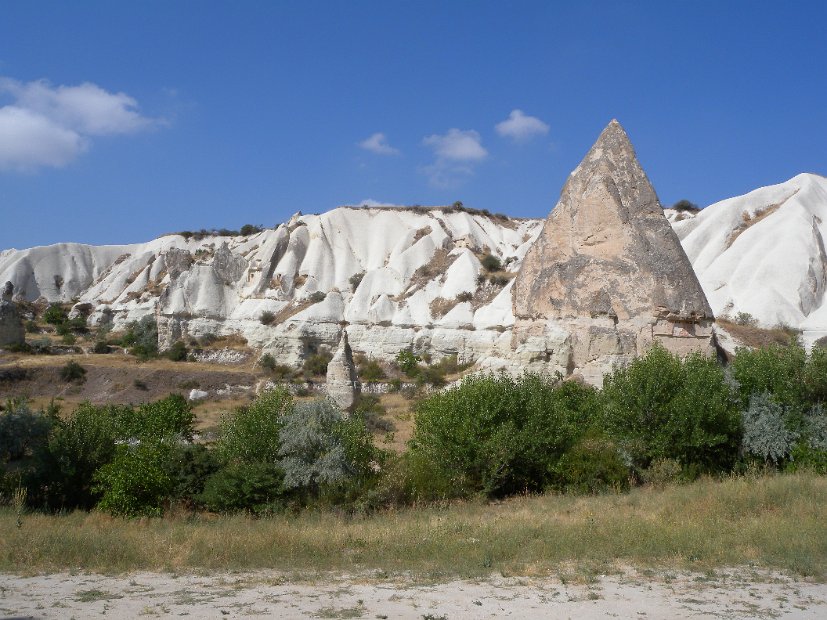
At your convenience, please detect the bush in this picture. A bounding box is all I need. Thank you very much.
[411,373,598,497]
[92,341,111,354]
[199,462,285,513]
[369,450,453,507]
[303,351,332,377]
[260,311,276,325]
[277,399,357,493]
[456,291,473,303]
[0,399,55,462]
[25,320,38,334]
[163,444,220,505]
[121,316,159,360]
[730,344,807,411]
[601,344,741,472]
[480,254,502,272]
[127,394,194,441]
[165,340,188,362]
[60,360,86,383]
[308,291,326,303]
[555,434,630,494]
[216,389,292,464]
[43,304,68,325]
[28,403,122,510]
[240,224,263,236]
[741,392,798,464]
[395,350,421,376]
[349,272,365,291]
[94,441,176,518]
[357,358,386,382]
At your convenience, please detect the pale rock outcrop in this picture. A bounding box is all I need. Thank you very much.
[326,331,359,412]
[0,282,25,348]
[512,120,714,384]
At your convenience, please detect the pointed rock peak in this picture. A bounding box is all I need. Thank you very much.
[514,121,713,323]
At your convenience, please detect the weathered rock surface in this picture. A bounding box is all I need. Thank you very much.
[0,281,25,348]
[326,330,359,412]
[512,120,714,384]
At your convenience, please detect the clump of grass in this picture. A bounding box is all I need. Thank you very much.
[2,473,826,577]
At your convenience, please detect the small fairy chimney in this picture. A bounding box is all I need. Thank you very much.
[0,282,25,348]
[325,330,360,413]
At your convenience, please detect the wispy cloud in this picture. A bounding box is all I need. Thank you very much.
[421,128,487,188]
[353,198,404,207]
[0,77,161,171]
[495,109,549,142]
[358,132,399,155]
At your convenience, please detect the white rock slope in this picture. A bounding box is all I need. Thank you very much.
[0,207,542,365]
[672,173,827,330]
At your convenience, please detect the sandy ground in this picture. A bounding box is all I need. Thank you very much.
[1,568,825,619]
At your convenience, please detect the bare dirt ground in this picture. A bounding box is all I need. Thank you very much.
[1,568,825,619]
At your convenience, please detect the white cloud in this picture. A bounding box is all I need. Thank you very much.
[421,128,487,188]
[0,106,86,170]
[0,77,159,171]
[358,132,399,155]
[423,128,487,162]
[353,198,404,207]
[495,109,549,142]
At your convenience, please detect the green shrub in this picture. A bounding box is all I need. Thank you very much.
[731,345,804,405]
[240,224,263,236]
[25,320,39,334]
[411,373,598,497]
[395,350,421,376]
[357,358,386,382]
[555,434,630,494]
[128,394,194,441]
[370,450,454,507]
[0,399,55,462]
[349,271,365,291]
[303,351,332,377]
[199,462,285,513]
[277,399,358,493]
[121,316,159,359]
[43,304,68,325]
[308,291,326,303]
[640,458,684,487]
[602,344,741,472]
[260,311,276,325]
[258,353,277,370]
[94,441,176,518]
[165,340,188,362]
[163,444,220,505]
[216,389,292,464]
[92,341,111,354]
[480,254,502,272]
[28,403,122,510]
[741,392,798,464]
[60,360,86,383]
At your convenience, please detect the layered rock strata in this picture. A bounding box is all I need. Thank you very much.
[512,120,715,384]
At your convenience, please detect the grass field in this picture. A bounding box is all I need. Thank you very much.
[3,472,825,579]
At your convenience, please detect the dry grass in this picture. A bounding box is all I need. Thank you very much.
[375,392,416,452]
[725,198,790,248]
[717,319,799,349]
[3,473,826,578]
[428,296,459,319]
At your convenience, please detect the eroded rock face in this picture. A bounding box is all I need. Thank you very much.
[0,281,25,348]
[512,120,714,384]
[326,330,360,413]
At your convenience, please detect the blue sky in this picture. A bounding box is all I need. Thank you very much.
[1,1,825,249]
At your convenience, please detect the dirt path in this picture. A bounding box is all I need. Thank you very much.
[1,568,825,619]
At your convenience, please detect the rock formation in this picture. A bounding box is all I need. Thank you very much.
[325,330,360,413]
[0,281,25,348]
[512,120,714,384]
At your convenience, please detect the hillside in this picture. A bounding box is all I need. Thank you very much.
[3,173,827,365]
